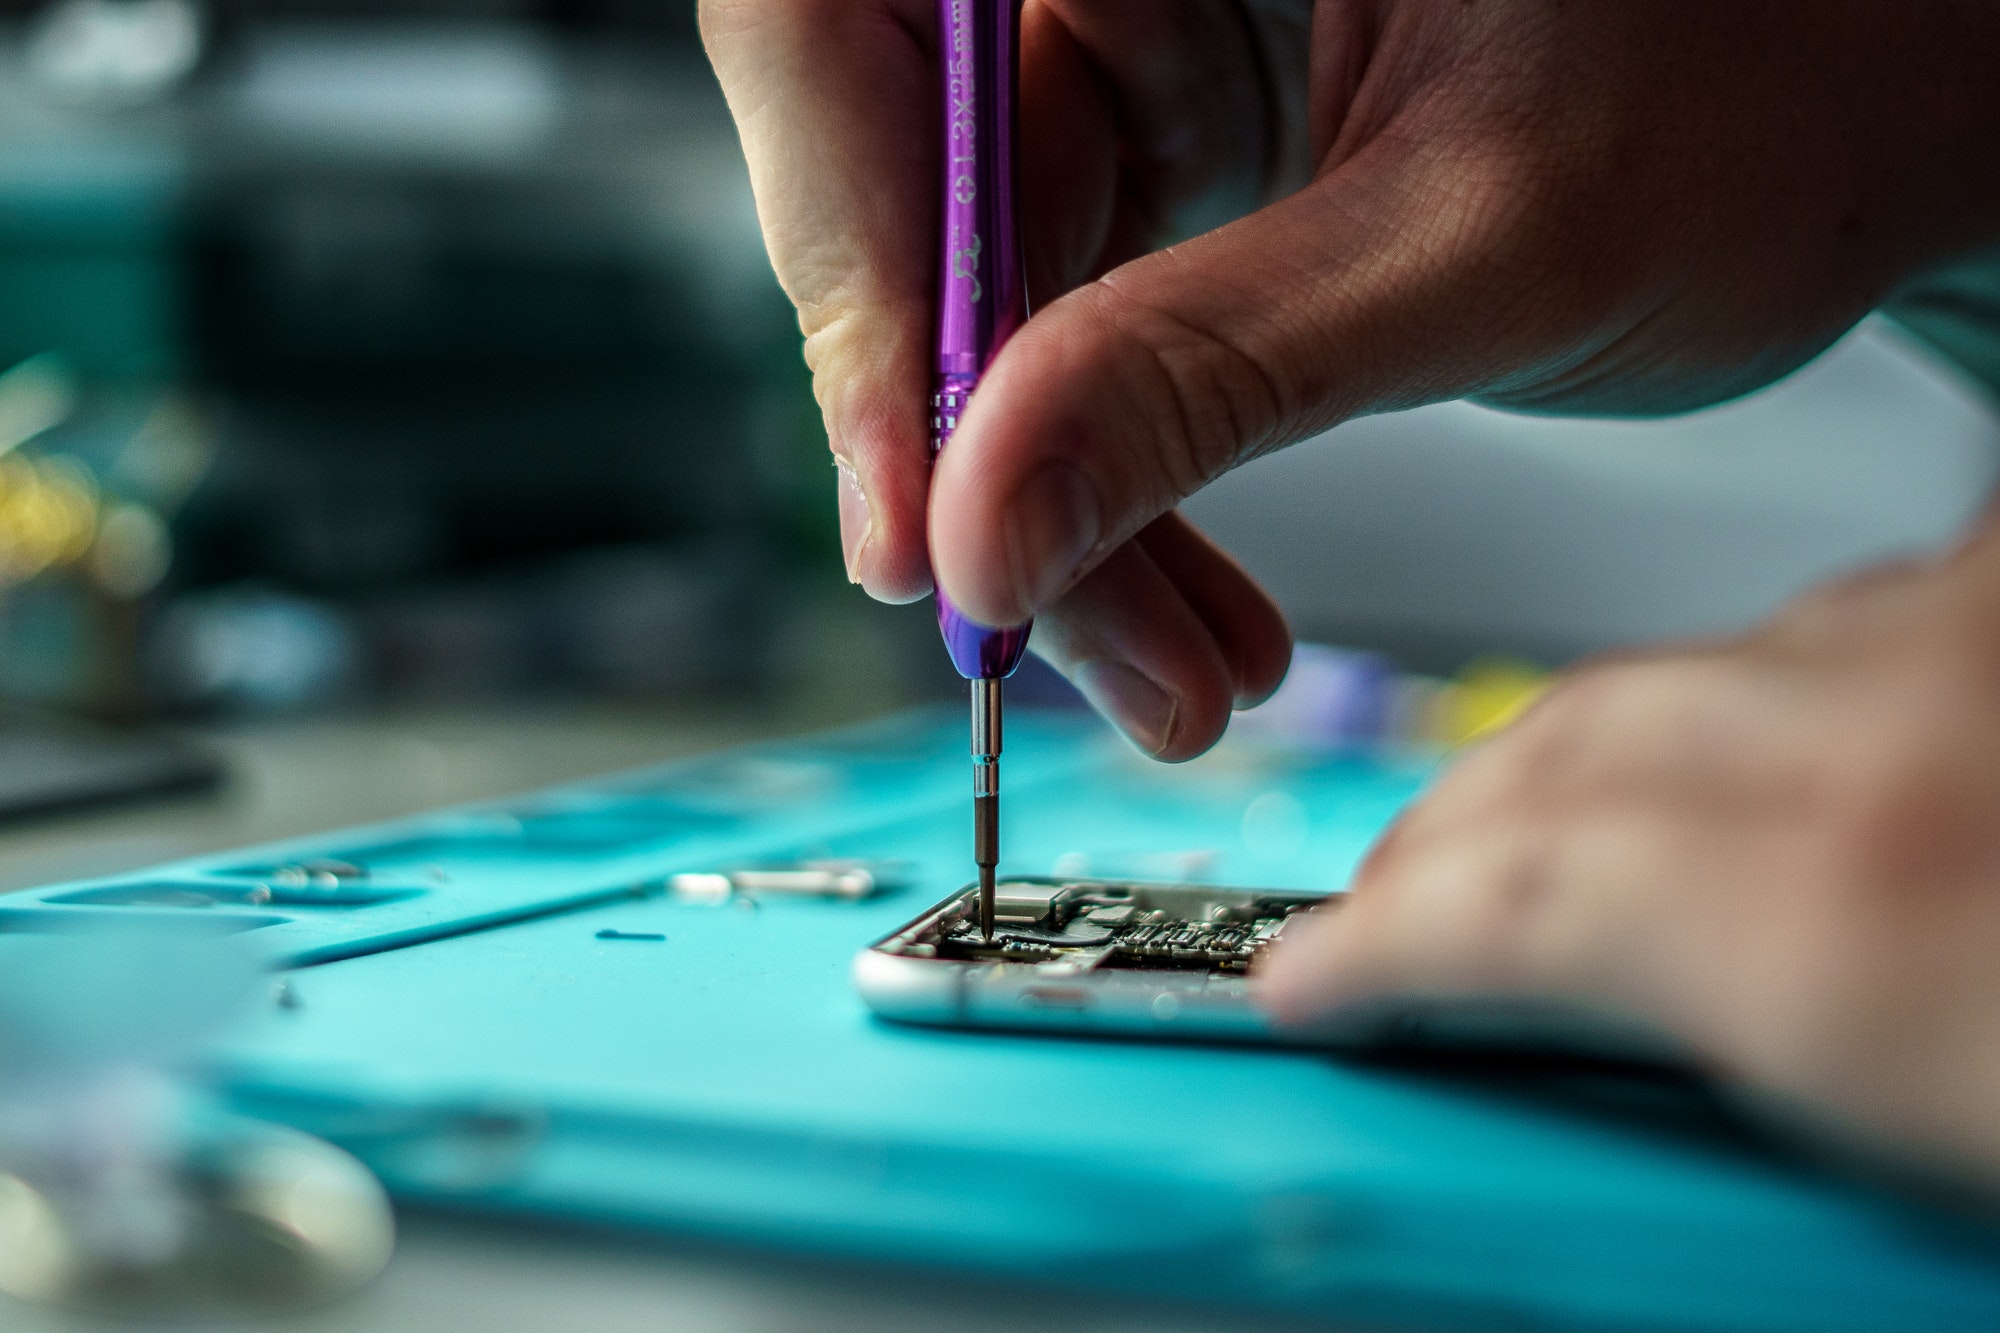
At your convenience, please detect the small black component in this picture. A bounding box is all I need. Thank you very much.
[596,929,667,942]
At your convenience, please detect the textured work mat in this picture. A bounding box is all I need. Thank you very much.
[12,709,2000,1331]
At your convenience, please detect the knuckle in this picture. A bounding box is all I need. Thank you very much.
[1085,273,1287,497]
[1450,823,1568,989]
[1478,823,1563,949]
[1507,652,1751,804]
[1348,794,1564,993]
[1817,676,1999,899]
[1516,656,1663,751]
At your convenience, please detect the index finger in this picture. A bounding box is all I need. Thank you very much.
[701,0,942,602]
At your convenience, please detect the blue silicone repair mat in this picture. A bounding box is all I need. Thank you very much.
[11,707,2000,1331]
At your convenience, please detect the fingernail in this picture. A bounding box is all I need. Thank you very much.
[1073,661,1178,756]
[835,460,870,584]
[1008,461,1099,617]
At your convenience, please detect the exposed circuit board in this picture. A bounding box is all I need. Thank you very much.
[896,880,1317,975]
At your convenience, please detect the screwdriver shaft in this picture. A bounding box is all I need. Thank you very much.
[972,677,1002,939]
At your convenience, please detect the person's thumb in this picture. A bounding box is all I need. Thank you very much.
[927,135,1560,629]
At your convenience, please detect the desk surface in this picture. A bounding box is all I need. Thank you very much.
[3,702,1275,1333]
[8,704,2000,1333]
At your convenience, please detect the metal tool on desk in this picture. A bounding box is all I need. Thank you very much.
[932,0,1031,940]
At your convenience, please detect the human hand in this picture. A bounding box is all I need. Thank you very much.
[703,0,2000,758]
[1260,510,2000,1183]
[704,0,1306,757]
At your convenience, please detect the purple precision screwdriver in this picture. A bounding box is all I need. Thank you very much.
[933,0,1029,939]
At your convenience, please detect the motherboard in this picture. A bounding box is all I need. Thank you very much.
[882,878,1322,975]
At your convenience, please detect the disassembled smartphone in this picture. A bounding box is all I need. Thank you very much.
[856,876,1674,1060]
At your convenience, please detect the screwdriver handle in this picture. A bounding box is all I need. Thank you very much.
[932,0,1030,683]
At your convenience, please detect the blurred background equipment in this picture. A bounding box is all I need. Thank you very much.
[0,0,1993,779]
[1229,643,1550,754]
[0,0,923,731]
[0,705,216,823]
